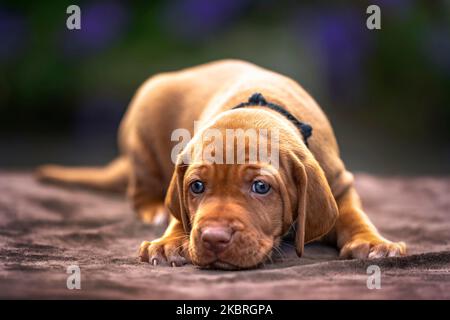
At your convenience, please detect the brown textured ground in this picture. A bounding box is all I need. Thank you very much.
[0,171,449,299]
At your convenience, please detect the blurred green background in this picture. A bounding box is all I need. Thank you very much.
[1,0,449,174]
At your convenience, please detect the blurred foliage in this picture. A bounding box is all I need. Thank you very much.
[0,0,449,148]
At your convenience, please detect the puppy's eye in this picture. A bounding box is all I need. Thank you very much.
[251,180,271,194]
[190,180,205,194]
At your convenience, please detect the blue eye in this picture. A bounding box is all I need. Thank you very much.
[252,180,271,194]
[190,180,205,194]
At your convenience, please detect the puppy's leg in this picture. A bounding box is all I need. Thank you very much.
[126,133,169,225]
[128,158,167,225]
[335,187,406,259]
[139,217,190,267]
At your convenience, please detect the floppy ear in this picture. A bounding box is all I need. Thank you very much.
[292,153,339,257]
[165,164,191,232]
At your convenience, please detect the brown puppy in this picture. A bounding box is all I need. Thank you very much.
[36,60,406,269]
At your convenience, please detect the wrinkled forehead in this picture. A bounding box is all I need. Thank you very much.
[184,163,280,183]
[178,126,281,170]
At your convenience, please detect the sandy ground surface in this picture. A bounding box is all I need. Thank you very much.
[0,172,449,299]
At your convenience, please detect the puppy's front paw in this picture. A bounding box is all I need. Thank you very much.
[139,237,190,267]
[340,235,406,259]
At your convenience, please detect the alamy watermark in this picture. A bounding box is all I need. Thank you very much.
[66,265,81,290]
[366,5,381,30]
[171,123,281,170]
[366,265,381,289]
[66,5,81,30]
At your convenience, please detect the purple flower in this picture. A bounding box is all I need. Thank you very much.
[162,0,250,41]
[294,7,373,103]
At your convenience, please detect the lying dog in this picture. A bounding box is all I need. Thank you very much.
[36,60,406,269]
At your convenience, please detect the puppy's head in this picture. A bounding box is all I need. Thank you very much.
[165,110,338,269]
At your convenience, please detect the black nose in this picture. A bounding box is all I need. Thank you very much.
[201,226,233,253]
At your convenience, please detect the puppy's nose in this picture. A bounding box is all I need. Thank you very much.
[201,226,233,253]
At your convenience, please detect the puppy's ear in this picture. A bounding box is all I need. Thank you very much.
[165,163,190,232]
[292,152,338,257]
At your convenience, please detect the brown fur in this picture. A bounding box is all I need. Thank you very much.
[36,60,406,269]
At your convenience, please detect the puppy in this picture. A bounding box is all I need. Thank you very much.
[36,60,406,269]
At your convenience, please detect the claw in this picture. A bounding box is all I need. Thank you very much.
[138,237,190,267]
[341,237,406,260]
